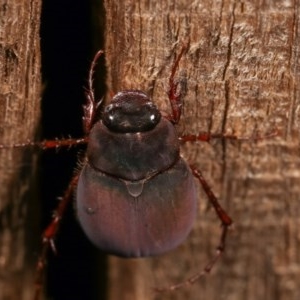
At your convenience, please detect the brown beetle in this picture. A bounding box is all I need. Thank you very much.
[0,48,233,297]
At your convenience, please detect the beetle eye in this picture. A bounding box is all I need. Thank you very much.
[102,91,161,133]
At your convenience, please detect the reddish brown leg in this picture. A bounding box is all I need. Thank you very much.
[83,50,104,133]
[0,137,88,150]
[33,174,79,300]
[167,44,188,124]
[1,51,104,151]
[179,129,278,143]
[32,50,104,300]
[192,167,232,226]
[155,166,232,292]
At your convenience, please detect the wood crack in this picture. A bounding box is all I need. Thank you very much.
[222,1,236,81]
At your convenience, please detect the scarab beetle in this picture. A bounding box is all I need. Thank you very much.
[72,49,232,260]
[0,48,233,296]
[77,89,198,257]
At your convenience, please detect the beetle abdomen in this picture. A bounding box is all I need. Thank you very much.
[76,158,197,257]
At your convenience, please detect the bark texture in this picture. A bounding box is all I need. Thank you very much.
[102,1,300,300]
[0,1,41,299]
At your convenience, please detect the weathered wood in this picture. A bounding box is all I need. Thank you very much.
[0,1,41,299]
[102,1,300,299]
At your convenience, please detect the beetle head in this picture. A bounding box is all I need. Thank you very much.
[102,90,161,133]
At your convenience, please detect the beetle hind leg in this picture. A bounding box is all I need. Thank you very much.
[154,166,232,292]
[33,174,79,300]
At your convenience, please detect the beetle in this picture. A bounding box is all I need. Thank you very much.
[76,49,232,260]
[1,47,233,296]
[40,47,232,288]
[77,89,198,257]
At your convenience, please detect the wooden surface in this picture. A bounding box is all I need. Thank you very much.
[102,1,300,300]
[0,1,41,299]
[1,1,298,299]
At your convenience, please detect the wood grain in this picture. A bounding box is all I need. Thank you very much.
[102,1,300,299]
[0,1,41,299]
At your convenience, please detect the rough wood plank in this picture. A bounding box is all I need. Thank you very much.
[102,1,300,299]
[0,0,41,299]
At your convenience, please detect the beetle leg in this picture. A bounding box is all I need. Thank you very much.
[154,166,232,292]
[83,50,104,133]
[191,167,232,226]
[172,166,232,285]
[34,174,79,300]
[179,129,278,143]
[167,44,188,124]
[0,137,88,150]
[154,225,230,292]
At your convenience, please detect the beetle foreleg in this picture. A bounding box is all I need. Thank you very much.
[83,50,104,133]
[167,44,188,124]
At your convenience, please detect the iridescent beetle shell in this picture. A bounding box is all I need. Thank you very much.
[76,90,197,257]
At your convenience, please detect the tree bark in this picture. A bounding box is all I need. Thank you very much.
[102,1,300,300]
[0,1,41,299]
